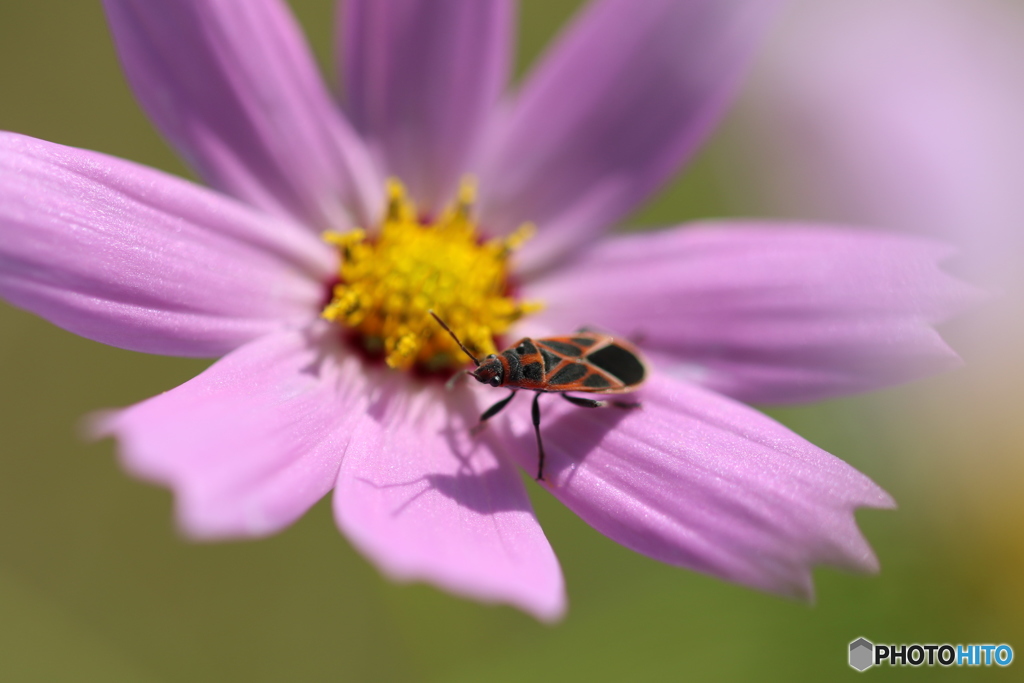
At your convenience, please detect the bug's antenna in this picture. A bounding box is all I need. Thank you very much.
[428,310,481,366]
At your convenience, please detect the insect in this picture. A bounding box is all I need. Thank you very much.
[429,311,647,481]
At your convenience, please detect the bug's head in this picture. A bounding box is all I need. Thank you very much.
[428,309,496,387]
[470,356,504,387]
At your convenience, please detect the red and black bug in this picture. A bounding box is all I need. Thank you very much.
[430,311,647,481]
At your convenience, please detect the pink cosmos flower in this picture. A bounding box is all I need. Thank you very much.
[0,0,977,621]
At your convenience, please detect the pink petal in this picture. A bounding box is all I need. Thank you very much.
[341,0,513,215]
[525,223,980,404]
[333,382,565,621]
[94,324,366,540]
[487,373,894,599]
[104,0,382,229]
[0,133,331,357]
[478,0,779,273]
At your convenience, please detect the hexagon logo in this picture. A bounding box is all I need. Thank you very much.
[849,638,874,671]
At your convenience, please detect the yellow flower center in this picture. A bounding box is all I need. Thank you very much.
[322,178,540,372]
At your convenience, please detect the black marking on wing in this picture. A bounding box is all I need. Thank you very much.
[582,373,611,389]
[550,362,588,386]
[571,336,596,347]
[522,362,543,382]
[587,344,645,385]
[515,339,537,356]
[542,340,583,357]
[540,348,562,374]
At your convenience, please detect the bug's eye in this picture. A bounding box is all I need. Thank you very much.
[489,376,502,387]
[516,345,526,355]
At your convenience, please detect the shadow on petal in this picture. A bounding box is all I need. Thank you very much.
[333,379,565,620]
[488,390,639,486]
[353,465,534,517]
[347,381,536,516]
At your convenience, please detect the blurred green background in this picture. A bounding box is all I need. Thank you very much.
[1,1,1022,681]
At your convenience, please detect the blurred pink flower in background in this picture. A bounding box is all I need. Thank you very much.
[728,0,1024,298]
[0,0,980,620]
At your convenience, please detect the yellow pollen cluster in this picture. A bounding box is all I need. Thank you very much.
[322,178,541,371]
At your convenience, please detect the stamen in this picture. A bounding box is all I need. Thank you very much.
[322,177,541,371]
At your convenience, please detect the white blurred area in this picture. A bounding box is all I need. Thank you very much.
[723,0,1024,607]
[726,0,1024,300]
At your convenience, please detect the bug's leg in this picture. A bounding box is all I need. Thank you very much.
[445,370,472,391]
[611,400,641,409]
[532,392,546,481]
[576,324,646,345]
[562,394,640,410]
[471,389,517,435]
[481,389,517,421]
[561,393,605,409]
